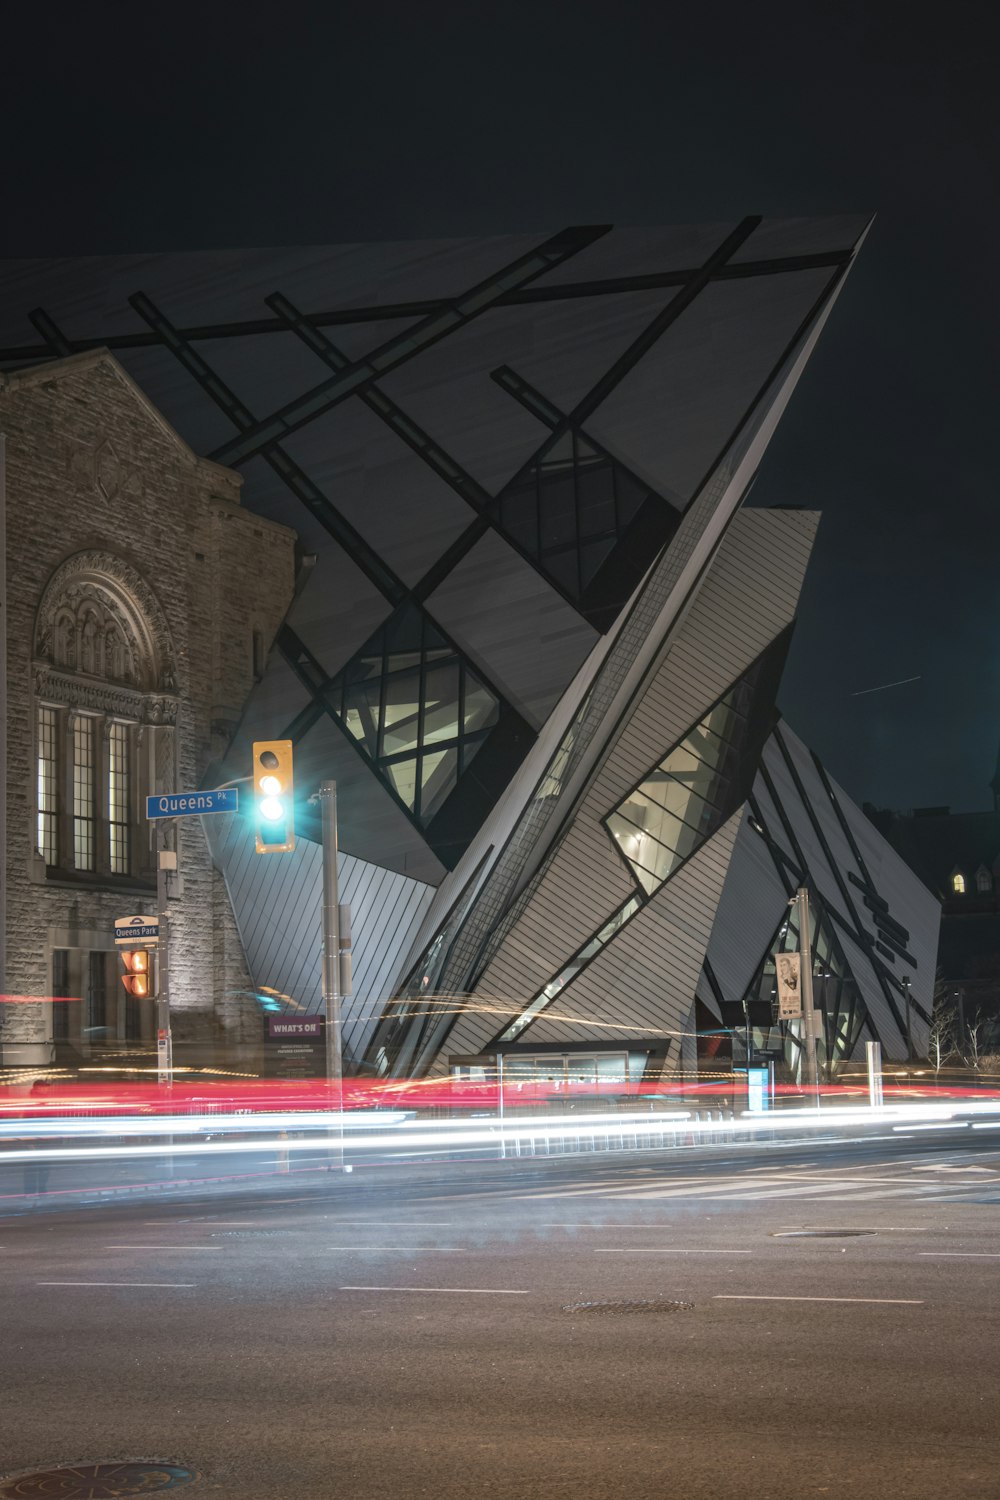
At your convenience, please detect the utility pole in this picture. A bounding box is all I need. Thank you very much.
[795,887,821,1103]
[318,781,352,1169]
[155,819,173,1086]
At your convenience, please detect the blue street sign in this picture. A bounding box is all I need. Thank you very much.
[146,787,239,820]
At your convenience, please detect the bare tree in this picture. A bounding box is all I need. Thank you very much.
[927,1000,956,1073]
[963,1010,987,1071]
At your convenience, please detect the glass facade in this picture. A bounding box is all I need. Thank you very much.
[328,603,499,825]
[491,429,658,603]
[606,681,757,896]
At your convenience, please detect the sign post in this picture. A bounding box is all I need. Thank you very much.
[142,786,241,1086]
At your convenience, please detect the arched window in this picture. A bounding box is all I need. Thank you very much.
[952,872,966,896]
[977,867,992,895]
[32,552,176,882]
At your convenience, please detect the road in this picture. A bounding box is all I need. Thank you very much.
[2,1131,999,1497]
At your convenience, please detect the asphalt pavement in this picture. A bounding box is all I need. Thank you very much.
[1,1132,999,1498]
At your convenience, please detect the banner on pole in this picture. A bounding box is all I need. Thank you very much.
[775,951,802,1019]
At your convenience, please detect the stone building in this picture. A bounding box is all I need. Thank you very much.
[0,350,296,1072]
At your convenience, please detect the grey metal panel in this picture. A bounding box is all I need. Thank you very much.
[834,925,906,1058]
[523,812,742,1044]
[705,811,790,1006]
[425,529,598,729]
[278,398,479,590]
[206,814,434,1057]
[585,508,817,815]
[585,271,834,504]
[730,216,871,264]
[443,506,817,1056]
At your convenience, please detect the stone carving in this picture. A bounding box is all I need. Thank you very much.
[34,549,177,695]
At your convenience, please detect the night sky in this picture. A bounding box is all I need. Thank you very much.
[3,2,996,812]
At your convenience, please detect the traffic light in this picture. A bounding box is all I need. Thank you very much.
[253,739,295,853]
[120,949,156,998]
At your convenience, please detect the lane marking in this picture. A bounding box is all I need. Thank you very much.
[918,1252,1000,1259]
[339,1285,529,1295]
[325,1246,465,1252]
[105,1245,223,1251]
[714,1294,923,1304]
[38,1280,197,1288]
[594,1248,752,1255]
[325,1221,453,1227]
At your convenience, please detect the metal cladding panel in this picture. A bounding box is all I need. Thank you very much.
[440,506,817,1058]
[585,271,834,503]
[585,508,818,815]
[425,529,599,729]
[378,291,683,499]
[729,215,871,263]
[705,811,791,1006]
[834,924,907,1056]
[277,398,478,589]
[523,812,742,1044]
[206,815,434,1054]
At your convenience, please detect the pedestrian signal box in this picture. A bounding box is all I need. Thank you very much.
[120,949,155,998]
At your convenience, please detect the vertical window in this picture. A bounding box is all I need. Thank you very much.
[36,706,58,865]
[108,722,130,874]
[952,872,966,895]
[86,950,108,1032]
[73,716,96,872]
[252,627,265,681]
[52,948,71,1043]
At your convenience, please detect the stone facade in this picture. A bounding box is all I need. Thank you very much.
[0,350,297,1069]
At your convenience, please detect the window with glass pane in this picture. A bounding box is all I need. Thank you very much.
[36,706,58,864]
[108,722,130,874]
[606,676,756,898]
[73,716,96,871]
[87,949,108,1031]
[52,948,71,1042]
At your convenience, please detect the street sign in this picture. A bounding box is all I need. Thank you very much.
[268,1015,323,1039]
[115,915,160,946]
[146,787,238,819]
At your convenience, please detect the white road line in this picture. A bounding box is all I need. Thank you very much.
[38,1281,197,1288]
[918,1251,1000,1258]
[339,1285,529,1295]
[595,1248,752,1255]
[325,1247,465,1252]
[104,1245,223,1251]
[714,1294,923,1304]
[326,1222,453,1227]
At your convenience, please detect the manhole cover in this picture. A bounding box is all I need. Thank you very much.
[0,1462,198,1496]
[562,1297,694,1314]
[772,1229,876,1238]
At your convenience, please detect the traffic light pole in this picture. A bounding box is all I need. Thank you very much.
[155,819,173,1087]
[319,781,345,1168]
[795,887,821,1103]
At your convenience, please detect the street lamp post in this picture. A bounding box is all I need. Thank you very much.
[794,887,821,1103]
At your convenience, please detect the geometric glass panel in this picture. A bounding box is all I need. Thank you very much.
[325,601,499,825]
[491,427,675,608]
[605,680,758,899]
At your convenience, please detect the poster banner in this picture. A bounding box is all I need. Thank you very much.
[774,951,802,1019]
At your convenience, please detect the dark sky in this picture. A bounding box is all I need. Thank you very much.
[3,1,997,812]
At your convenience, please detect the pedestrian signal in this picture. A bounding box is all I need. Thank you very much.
[120,949,155,998]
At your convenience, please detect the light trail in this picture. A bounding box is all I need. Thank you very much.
[1,1100,999,1165]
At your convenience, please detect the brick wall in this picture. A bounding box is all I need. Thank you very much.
[0,351,296,1058]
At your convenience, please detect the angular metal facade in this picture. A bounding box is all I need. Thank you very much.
[2,214,934,1072]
